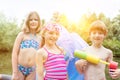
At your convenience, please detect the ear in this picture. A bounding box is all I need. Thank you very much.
[104,33,107,38]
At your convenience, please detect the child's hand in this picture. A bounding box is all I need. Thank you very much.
[109,69,120,79]
[12,72,19,80]
[75,59,88,74]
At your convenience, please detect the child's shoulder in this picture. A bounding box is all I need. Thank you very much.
[15,32,25,40]
[36,47,47,57]
[82,46,91,51]
[37,47,45,54]
[17,32,24,36]
[103,46,113,54]
[57,46,65,55]
[59,46,64,51]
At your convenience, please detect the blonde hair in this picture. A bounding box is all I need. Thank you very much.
[40,22,61,47]
[22,11,41,33]
[89,20,108,35]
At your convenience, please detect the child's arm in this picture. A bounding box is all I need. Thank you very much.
[107,49,113,63]
[106,49,119,79]
[75,59,88,74]
[12,32,23,80]
[12,32,23,73]
[36,49,45,80]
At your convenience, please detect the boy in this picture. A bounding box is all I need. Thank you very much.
[75,20,113,80]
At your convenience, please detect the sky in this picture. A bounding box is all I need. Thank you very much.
[0,0,120,25]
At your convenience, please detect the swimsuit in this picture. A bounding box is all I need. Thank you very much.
[43,47,67,80]
[19,39,39,75]
[18,65,35,76]
[20,39,39,50]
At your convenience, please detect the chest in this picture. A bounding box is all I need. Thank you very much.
[86,49,109,61]
[44,53,66,65]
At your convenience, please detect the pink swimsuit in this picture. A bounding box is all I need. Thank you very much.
[44,47,67,80]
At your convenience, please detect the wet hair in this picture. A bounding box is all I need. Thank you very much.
[89,20,108,35]
[22,11,41,33]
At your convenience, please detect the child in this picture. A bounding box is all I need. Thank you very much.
[12,11,41,80]
[75,20,113,80]
[35,22,68,80]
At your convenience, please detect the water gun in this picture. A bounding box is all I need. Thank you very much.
[74,50,118,69]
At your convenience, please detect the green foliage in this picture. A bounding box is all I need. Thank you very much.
[0,12,20,52]
[103,39,120,57]
[104,12,120,56]
[50,11,120,57]
[0,10,120,80]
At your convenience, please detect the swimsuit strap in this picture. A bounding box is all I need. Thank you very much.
[43,47,67,80]
[43,47,63,55]
[43,47,50,54]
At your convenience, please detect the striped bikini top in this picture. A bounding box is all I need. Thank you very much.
[43,47,67,80]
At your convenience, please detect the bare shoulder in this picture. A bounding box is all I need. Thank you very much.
[37,48,48,57]
[37,48,45,55]
[14,32,25,44]
[17,32,24,37]
[58,46,65,54]
[16,32,25,39]
[59,46,64,51]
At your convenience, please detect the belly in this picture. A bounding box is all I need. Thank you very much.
[85,66,106,80]
[18,48,37,67]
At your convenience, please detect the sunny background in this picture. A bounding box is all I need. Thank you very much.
[0,0,120,80]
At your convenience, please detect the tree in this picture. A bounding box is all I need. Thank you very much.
[0,12,20,52]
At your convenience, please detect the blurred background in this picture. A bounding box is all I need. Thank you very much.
[0,0,120,80]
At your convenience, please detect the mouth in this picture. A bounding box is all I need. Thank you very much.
[94,38,101,40]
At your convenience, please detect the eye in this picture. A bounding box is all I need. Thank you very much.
[98,32,103,34]
[29,19,32,21]
[29,19,38,21]
[34,19,38,21]
[49,31,54,35]
[92,31,96,34]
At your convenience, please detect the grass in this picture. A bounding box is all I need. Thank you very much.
[0,52,12,74]
[0,52,120,80]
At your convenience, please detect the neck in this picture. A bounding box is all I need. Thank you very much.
[44,44,57,49]
[92,44,102,48]
[30,29,36,34]
[29,33,37,39]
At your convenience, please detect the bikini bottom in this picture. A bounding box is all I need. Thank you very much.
[18,64,35,76]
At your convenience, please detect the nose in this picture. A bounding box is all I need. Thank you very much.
[53,34,57,38]
[32,19,36,22]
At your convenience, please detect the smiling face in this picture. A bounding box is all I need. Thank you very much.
[89,20,107,47]
[28,13,39,30]
[90,30,105,46]
[41,23,61,46]
[45,30,60,45]
[24,11,41,33]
